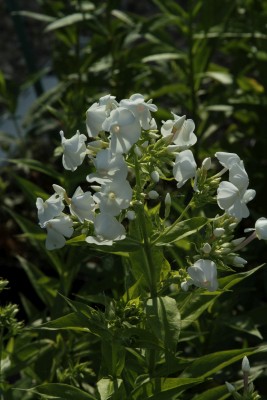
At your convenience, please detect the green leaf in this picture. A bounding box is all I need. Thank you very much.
[30,383,96,399]
[153,217,207,245]
[97,378,125,400]
[13,10,54,22]
[17,256,57,308]
[203,71,233,85]
[45,13,93,32]
[132,377,204,400]
[9,158,62,180]
[13,176,49,204]
[180,347,258,379]
[142,53,185,63]
[111,9,134,26]
[146,296,180,353]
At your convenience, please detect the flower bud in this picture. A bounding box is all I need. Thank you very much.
[213,228,225,237]
[202,243,211,254]
[151,170,160,183]
[148,190,159,200]
[255,217,267,240]
[126,210,136,220]
[242,356,250,373]
[225,381,235,393]
[134,146,142,157]
[165,193,171,206]
[202,157,212,170]
[232,237,245,246]
[233,256,247,267]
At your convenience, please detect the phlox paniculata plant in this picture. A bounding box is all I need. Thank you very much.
[36,93,267,294]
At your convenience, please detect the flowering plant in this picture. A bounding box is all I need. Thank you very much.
[33,93,266,398]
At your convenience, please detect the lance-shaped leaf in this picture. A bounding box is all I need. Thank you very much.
[29,383,96,399]
[152,217,207,245]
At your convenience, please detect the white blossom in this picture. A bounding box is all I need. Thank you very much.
[60,130,87,171]
[93,178,132,216]
[69,187,95,222]
[86,103,107,138]
[102,107,141,154]
[173,149,197,188]
[187,259,218,292]
[120,93,157,130]
[85,213,125,245]
[255,217,267,240]
[217,181,256,219]
[215,152,241,169]
[44,215,74,250]
[161,113,197,149]
[87,149,128,184]
[36,194,64,228]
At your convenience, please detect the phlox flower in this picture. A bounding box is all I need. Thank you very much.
[255,217,267,240]
[69,187,95,222]
[93,178,132,216]
[60,130,87,171]
[215,152,241,169]
[85,213,125,246]
[161,113,197,150]
[44,215,74,250]
[102,107,141,154]
[187,259,218,292]
[86,95,118,138]
[173,149,197,188]
[36,194,64,228]
[217,162,255,219]
[120,93,157,130]
[87,149,128,184]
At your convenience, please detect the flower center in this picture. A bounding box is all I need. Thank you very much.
[112,125,120,134]
[108,191,116,200]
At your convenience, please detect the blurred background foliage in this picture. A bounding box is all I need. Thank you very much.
[1,0,267,398]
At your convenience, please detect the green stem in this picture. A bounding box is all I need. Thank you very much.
[134,153,157,297]
[152,198,193,246]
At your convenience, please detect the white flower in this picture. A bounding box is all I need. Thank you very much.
[161,114,197,150]
[60,130,87,171]
[69,187,95,222]
[120,93,157,130]
[102,107,141,154]
[255,217,267,240]
[93,178,132,216]
[187,259,218,292]
[87,149,128,184]
[217,181,256,219]
[85,213,125,245]
[86,103,107,138]
[173,149,197,188]
[44,215,74,250]
[98,94,118,111]
[36,194,64,228]
[229,162,249,192]
[86,95,119,138]
[215,152,241,169]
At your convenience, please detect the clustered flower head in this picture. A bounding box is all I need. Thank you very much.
[36,93,267,293]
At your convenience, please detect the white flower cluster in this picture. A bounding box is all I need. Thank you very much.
[36,93,267,292]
